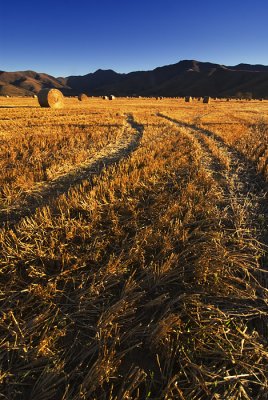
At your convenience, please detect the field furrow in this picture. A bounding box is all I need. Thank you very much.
[158,113,268,335]
[0,114,143,227]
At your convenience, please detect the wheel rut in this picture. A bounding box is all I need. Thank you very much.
[0,114,144,228]
[158,113,268,337]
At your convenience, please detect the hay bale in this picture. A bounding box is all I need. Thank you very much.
[103,96,108,100]
[37,88,64,108]
[203,96,210,104]
[109,95,115,100]
[185,96,192,102]
[78,93,88,101]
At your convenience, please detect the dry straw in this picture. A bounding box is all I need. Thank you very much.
[38,88,64,108]
[78,93,88,101]
[185,96,192,102]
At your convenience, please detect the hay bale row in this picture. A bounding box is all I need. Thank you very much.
[185,96,192,102]
[37,88,64,109]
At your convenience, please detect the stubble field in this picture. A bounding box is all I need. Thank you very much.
[1,96,268,399]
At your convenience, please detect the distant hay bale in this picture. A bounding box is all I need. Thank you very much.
[37,88,64,108]
[109,95,115,100]
[78,93,88,101]
[103,96,108,100]
[203,96,210,104]
[185,96,192,102]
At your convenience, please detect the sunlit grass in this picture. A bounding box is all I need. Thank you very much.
[0,97,268,399]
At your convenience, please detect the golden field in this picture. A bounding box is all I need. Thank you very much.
[0,96,268,399]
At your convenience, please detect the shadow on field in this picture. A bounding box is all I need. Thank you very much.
[0,106,39,109]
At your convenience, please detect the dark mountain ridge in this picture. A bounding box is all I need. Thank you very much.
[1,60,268,98]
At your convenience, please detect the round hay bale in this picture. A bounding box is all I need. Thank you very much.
[185,96,192,102]
[103,96,108,100]
[37,89,64,108]
[109,95,115,100]
[78,93,88,101]
[203,96,210,104]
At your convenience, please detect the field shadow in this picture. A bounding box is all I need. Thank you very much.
[0,106,39,109]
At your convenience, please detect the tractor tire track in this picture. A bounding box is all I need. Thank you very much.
[0,114,144,228]
[158,113,268,337]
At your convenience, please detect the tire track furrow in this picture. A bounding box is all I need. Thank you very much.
[0,114,144,228]
[158,113,268,338]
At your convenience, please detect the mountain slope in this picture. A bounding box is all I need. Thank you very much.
[0,70,71,97]
[1,60,268,98]
[50,60,268,98]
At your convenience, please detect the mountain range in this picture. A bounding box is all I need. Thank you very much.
[1,60,268,98]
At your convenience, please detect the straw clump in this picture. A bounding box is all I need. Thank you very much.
[38,88,64,108]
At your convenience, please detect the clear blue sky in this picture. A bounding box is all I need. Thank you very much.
[1,0,268,77]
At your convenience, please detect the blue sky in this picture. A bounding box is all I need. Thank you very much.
[1,0,268,76]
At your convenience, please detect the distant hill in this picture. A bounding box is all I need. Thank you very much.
[0,70,71,97]
[1,60,268,98]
